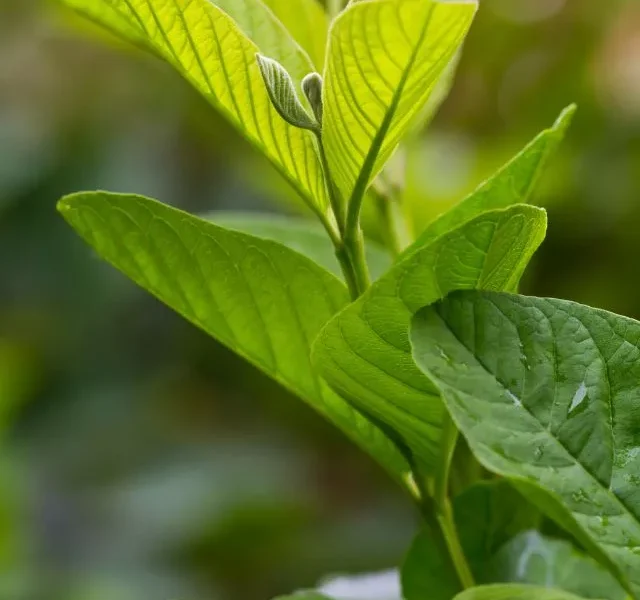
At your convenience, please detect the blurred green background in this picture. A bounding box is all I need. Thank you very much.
[1,0,639,598]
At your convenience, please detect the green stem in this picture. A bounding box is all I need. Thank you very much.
[435,498,476,590]
[315,131,346,235]
[343,226,371,296]
[328,0,345,20]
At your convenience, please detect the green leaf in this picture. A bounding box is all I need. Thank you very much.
[312,204,547,473]
[402,481,624,600]
[58,192,410,482]
[493,532,626,600]
[322,0,477,207]
[58,0,328,212]
[207,212,391,280]
[403,481,539,600]
[261,0,329,69]
[454,584,591,600]
[257,54,318,131]
[418,105,576,244]
[410,291,640,597]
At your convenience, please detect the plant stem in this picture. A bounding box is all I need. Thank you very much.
[328,0,345,20]
[343,226,371,295]
[314,130,370,299]
[435,498,476,590]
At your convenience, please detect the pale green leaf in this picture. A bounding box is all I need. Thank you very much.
[57,0,328,211]
[402,482,623,600]
[322,0,477,206]
[58,192,410,482]
[411,292,640,597]
[261,0,329,69]
[419,105,576,243]
[454,584,592,600]
[207,212,391,280]
[312,205,547,473]
[257,54,318,131]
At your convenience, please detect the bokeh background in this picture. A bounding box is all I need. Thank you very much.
[1,0,640,598]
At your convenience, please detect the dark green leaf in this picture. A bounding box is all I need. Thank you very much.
[411,291,640,597]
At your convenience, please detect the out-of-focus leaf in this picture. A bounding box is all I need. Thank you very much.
[454,584,591,600]
[418,105,576,244]
[208,212,391,280]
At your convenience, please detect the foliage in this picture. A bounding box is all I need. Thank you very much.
[51,0,640,599]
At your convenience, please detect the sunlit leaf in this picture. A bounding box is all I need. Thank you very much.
[58,192,410,482]
[57,0,328,212]
[312,205,546,473]
[411,291,640,597]
[261,0,329,69]
[322,0,477,207]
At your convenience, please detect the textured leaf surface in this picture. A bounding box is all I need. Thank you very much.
[402,482,623,600]
[58,0,328,210]
[58,192,409,481]
[313,205,547,472]
[454,584,590,600]
[257,54,317,131]
[411,292,640,597]
[419,105,575,244]
[208,212,391,280]
[322,0,476,205]
[261,0,328,69]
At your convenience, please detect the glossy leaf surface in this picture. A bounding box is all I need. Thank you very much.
[411,291,640,597]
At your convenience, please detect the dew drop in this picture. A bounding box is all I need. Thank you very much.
[534,445,544,461]
[568,382,588,415]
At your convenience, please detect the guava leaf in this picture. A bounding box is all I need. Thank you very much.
[411,291,640,597]
[58,192,410,482]
[312,205,546,473]
[454,585,591,600]
[261,0,329,69]
[207,212,391,280]
[418,105,576,244]
[322,0,477,206]
[402,482,623,600]
[57,0,328,212]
